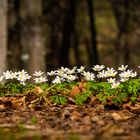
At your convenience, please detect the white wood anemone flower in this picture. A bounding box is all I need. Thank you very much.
[33,71,44,77]
[92,65,105,71]
[111,82,120,89]
[118,65,128,71]
[0,65,139,85]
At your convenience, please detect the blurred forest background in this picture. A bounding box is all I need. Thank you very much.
[0,0,140,75]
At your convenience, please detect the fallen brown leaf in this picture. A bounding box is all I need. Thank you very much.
[70,81,86,96]
[35,86,43,94]
[70,85,81,96]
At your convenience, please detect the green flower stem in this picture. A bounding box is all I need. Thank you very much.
[46,83,58,91]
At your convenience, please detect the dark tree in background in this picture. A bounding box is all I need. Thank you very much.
[86,0,99,65]
[110,0,130,67]
[8,0,22,70]
[58,0,76,67]
[43,0,66,70]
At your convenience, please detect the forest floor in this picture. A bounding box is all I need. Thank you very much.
[0,95,140,140]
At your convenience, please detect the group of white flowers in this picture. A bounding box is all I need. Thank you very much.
[0,65,139,88]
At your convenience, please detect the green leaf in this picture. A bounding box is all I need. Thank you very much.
[74,91,92,105]
[50,95,68,105]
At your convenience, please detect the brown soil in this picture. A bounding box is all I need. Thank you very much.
[0,96,140,140]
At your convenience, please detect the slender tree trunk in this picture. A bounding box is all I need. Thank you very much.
[58,0,76,67]
[8,0,22,70]
[20,0,45,74]
[72,1,80,66]
[47,25,58,70]
[73,31,80,66]
[0,0,7,74]
[110,0,130,66]
[85,38,93,66]
[123,36,130,65]
[86,0,99,65]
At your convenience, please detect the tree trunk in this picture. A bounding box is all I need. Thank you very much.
[47,25,59,70]
[8,0,22,70]
[110,0,130,66]
[85,38,93,66]
[123,36,130,65]
[20,0,45,74]
[58,0,76,67]
[0,0,7,74]
[73,30,80,66]
[86,0,99,65]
